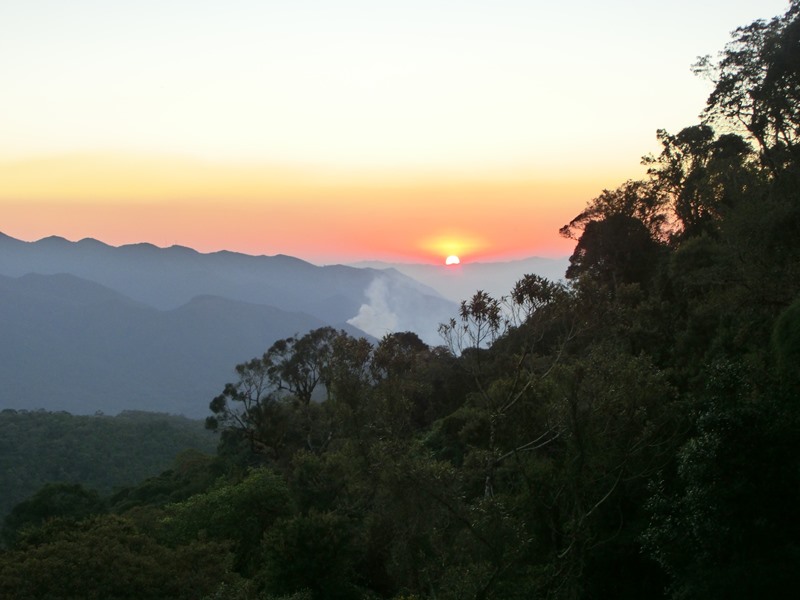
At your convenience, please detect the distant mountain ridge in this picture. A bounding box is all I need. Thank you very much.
[0,272,348,416]
[0,234,442,316]
[350,256,570,303]
[0,233,458,416]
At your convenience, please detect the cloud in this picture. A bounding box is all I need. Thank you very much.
[347,276,399,339]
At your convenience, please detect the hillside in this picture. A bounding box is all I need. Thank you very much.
[0,409,217,521]
[0,273,356,415]
[0,237,459,415]
[0,233,455,333]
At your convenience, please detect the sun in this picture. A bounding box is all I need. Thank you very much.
[445,255,460,266]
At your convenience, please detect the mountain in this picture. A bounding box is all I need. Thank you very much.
[0,234,457,344]
[0,233,461,415]
[349,256,570,304]
[0,273,357,416]
[0,234,454,327]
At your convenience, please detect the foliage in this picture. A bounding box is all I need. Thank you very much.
[695,0,800,174]
[642,362,800,599]
[772,296,800,389]
[1,483,106,548]
[261,510,364,600]
[0,409,216,522]
[164,467,292,575]
[0,515,237,599]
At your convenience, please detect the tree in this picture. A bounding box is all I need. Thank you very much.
[565,213,663,289]
[266,327,341,406]
[438,285,574,500]
[0,515,236,600]
[772,295,800,390]
[695,0,800,176]
[369,332,442,435]
[559,180,668,243]
[643,361,800,599]
[536,348,676,598]
[644,126,758,238]
[260,511,363,600]
[2,483,105,548]
[164,467,292,576]
[207,328,351,458]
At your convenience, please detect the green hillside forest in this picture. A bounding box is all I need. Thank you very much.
[2,3,799,598]
[0,410,217,520]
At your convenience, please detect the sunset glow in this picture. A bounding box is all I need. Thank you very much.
[0,0,787,264]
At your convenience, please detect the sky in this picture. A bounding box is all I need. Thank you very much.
[0,1,791,264]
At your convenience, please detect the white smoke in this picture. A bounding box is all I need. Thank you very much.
[347,276,400,339]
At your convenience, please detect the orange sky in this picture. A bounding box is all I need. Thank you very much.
[1,1,785,264]
[0,154,625,264]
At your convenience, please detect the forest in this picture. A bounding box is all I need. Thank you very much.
[1,3,799,598]
[0,410,216,520]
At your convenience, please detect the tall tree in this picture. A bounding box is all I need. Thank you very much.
[207,328,350,459]
[695,0,800,177]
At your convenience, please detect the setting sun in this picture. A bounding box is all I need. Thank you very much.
[0,0,784,265]
[419,233,489,264]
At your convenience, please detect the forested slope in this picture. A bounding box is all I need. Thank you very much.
[0,410,216,520]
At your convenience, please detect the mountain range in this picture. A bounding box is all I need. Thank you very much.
[0,233,567,417]
[0,233,457,416]
[350,256,569,303]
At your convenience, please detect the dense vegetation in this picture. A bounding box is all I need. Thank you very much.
[1,3,799,598]
[0,410,216,521]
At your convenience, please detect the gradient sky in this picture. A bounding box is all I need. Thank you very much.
[0,1,789,264]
